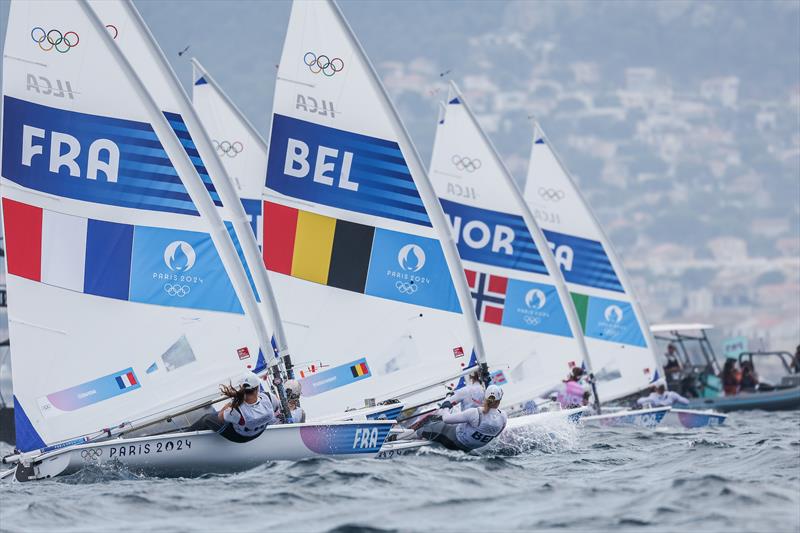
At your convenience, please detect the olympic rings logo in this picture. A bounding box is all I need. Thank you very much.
[537,187,565,201]
[164,284,191,297]
[451,155,482,172]
[303,52,344,77]
[395,281,418,294]
[523,315,541,325]
[31,27,79,53]
[80,448,103,461]
[213,140,243,158]
[31,25,117,53]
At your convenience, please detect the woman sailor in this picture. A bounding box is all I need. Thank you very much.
[439,370,485,412]
[188,372,277,442]
[542,367,590,409]
[284,379,306,423]
[415,385,507,452]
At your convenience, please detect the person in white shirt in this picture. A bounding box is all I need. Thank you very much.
[188,372,277,442]
[439,371,485,412]
[415,385,508,452]
[636,384,690,408]
[284,379,306,423]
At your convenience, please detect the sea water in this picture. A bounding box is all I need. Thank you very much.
[0,410,798,532]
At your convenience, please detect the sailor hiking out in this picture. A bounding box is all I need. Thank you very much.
[636,384,690,408]
[542,367,591,409]
[415,385,508,452]
[188,372,278,442]
[440,371,485,412]
[284,379,306,423]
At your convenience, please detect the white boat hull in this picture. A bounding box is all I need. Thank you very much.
[13,420,396,481]
[582,406,670,428]
[662,408,727,428]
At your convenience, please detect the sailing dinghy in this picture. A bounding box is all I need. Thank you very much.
[0,0,395,481]
[428,83,592,423]
[192,0,493,428]
[523,122,669,427]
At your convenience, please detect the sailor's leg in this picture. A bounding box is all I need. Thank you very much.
[186,413,224,433]
[416,421,466,451]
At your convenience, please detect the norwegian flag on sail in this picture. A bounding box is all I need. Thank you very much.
[464,269,507,325]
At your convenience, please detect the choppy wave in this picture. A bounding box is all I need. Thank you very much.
[1,411,799,532]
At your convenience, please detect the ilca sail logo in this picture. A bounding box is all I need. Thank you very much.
[159,241,201,298]
[392,244,429,294]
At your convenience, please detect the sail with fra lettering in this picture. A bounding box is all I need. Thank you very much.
[428,83,590,411]
[524,122,659,401]
[0,0,271,451]
[250,0,488,417]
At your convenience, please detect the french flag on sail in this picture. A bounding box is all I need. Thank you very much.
[2,198,133,299]
[115,371,138,390]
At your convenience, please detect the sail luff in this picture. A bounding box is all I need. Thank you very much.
[448,82,594,377]
[532,120,659,387]
[325,0,488,369]
[78,0,276,368]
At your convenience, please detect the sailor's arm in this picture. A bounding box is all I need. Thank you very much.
[442,408,479,425]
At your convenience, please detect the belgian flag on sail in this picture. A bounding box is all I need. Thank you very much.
[350,361,370,378]
[263,201,375,293]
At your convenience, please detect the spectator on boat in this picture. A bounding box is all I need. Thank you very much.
[664,344,682,375]
[440,370,484,412]
[721,359,742,396]
[284,379,306,423]
[541,367,589,409]
[636,384,689,408]
[740,361,759,392]
[414,385,507,452]
[187,372,277,442]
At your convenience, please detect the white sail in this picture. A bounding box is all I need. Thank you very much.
[251,0,488,416]
[428,83,590,409]
[87,0,290,376]
[524,122,660,401]
[0,0,270,450]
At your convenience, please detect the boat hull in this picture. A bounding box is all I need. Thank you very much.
[685,387,800,412]
[582,406,670,428]
[663,409,727,428]
[13,420,396,481]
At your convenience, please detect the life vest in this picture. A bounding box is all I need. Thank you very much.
[455,409,508,450]
[557,380,585,408]
[230,393,277,436]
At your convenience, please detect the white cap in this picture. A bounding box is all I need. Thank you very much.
[239,372,261,391]
[485,384,503,401]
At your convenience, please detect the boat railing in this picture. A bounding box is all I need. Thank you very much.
[739,351,799,388]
